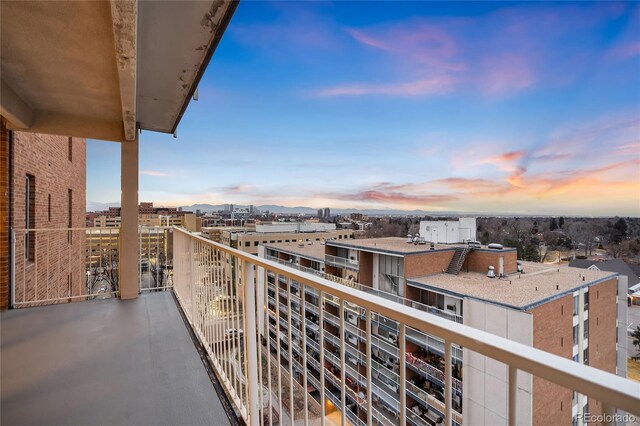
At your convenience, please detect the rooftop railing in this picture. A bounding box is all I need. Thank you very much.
[325,254,359,270]
[172,227,639,426]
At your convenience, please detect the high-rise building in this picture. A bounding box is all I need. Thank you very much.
[318,207,331,219]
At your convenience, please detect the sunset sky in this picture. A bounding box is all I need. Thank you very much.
[87,1,640,216]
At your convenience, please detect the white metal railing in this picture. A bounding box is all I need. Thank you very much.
[265,255,358,289]
[138,226,174,292]
[325,254,359,269]
[11,226,174,308]
[12,227,120,307]
[171,227,640,426]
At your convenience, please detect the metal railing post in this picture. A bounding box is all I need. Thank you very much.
[243,260,260,426]
[190,237,196,322]
[509,365,517,426]
[399,324,406,426]
[445,340,452,426]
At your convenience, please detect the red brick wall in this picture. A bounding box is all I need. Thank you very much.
[403,250,454,279]
[531,294,573,426]
[585,278,617,419]
[0,121,9,310]
[11,131,86,305]
[463,249,518,274]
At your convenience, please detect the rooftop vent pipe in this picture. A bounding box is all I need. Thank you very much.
[487,266,496,278]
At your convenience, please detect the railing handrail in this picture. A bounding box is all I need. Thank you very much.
[173,227,640,417]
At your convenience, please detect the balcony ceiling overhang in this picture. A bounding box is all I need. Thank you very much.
[0,0,237,142]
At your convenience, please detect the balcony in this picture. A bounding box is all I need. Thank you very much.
[1,291,232,426]
[325,254,360,271]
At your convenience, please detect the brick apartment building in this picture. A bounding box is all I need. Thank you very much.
[0,120,86,309]
[259,232,624,426]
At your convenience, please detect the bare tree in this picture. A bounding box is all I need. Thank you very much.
[150,252,167,290]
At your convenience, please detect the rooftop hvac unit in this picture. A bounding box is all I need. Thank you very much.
[488,243,504,250]
[406,234,413,243]
[517,261,523,273]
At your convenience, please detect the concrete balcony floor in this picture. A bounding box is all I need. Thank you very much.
[1,292,231,426]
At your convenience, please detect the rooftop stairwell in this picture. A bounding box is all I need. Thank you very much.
[446,247,471,275]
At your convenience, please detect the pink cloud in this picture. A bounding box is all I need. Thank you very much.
[334,190,457,205]
[481,55,535,95]
[140,170,169,177]
[313,75,455,97]
[608,41,640,60]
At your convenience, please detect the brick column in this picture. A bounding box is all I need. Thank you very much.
[0,119,10,309]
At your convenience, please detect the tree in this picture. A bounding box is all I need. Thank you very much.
[632,325,640,360]
[549,218,558,231]
[523,243,539,261]
[150,253,167,290]
[558,217,565,228]
[612,218,628,244]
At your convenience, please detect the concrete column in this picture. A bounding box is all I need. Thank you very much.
[119,136,139,299]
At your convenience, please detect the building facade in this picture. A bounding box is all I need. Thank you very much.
[223,226,354,255]
[258,237,623,426]
[1,124,86,308]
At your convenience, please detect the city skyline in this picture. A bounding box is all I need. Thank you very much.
[87,1,640,216]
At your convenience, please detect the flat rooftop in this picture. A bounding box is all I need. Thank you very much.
[408,262,617,309]
[327,237,515,256]
[264,241,328,262]
[1,292,231,426]
[326,237,455,254]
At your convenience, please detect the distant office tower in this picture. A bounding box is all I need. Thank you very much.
[318,207,331,219]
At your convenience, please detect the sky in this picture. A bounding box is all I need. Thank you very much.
[87,1,640,216]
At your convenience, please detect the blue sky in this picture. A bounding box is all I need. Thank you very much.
[87,1,640,216]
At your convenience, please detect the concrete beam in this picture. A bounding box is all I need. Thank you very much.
[4,110,124,142]
[0,79,33,129]
[110,0,137,141]
[119,136,139,299]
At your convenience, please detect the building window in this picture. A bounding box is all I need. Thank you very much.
[583,320,589,340]
[244,242,250,247]
[572,295,579,316]
[583,291,589,311]
[25,174,35,261]
[68,137,73,161]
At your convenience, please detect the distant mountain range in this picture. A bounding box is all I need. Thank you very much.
[86,201,620,218]
[87,201,120,212]
[178,203,461,217]
[86,201,487,216]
